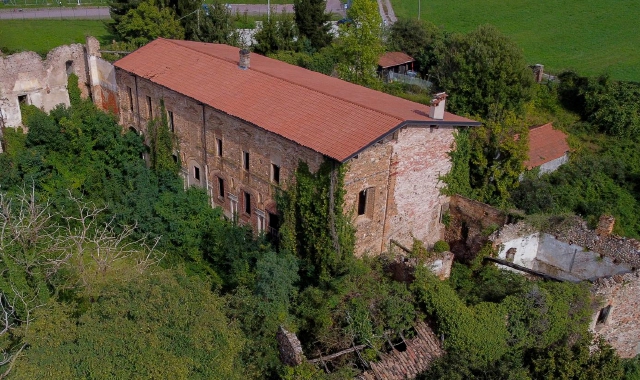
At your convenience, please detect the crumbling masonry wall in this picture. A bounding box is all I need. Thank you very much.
[344,126,456,255]
[0,43,90,128]
[592,272,640,358]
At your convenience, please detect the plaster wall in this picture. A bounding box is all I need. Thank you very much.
[0,44,90,128]
[538,153,568,175]
[497,232,539,269]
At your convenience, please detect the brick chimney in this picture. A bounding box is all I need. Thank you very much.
[239,49,250,70]
[429,92,447,120]
[533,64,544,83]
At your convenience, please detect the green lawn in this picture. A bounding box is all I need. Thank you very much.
[0,19,112,55]
[391,0,640,82]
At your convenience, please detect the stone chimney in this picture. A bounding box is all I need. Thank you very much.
[239,49,250,70]
[276,326,305,366]
[429,92,447,120]
[533,64,544,83]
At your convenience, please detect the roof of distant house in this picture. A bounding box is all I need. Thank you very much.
[378,52,415,69]
[114,39,479,162]
[525,123,570,169]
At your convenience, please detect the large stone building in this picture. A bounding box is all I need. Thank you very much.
[113,39,479,255]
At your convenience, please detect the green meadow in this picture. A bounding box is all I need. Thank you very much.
[390,0,640,81]
[0,19,112,55]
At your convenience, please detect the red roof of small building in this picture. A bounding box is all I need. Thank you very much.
[115,39,478,162]
[378,52,415,69]
[525,123,570,169]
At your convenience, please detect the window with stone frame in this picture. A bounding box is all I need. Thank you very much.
[244,191,251,215]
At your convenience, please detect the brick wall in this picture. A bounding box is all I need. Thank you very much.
[345,126,456,255]
[592,271,640,358]
[116,69,324,230]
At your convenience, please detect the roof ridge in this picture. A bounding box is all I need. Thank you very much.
[164,39,410,124]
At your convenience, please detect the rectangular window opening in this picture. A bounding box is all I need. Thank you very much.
[146,96,152,119]
[216,138,223,156]
[271,163,280,184]
[357,187,375,218]
[168,111,174,132]
[194,166,200,181]
[243,151,250,171]
[218,177,225,198]
[127,87,134,111]
[244,192,251,215]
[65,60,74,75]
[18,95,27,106]
[596,305,612,325]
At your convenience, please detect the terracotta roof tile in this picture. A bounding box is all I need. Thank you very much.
[378,52,415,69]
[525,123,570,169]
[115,39,478,162]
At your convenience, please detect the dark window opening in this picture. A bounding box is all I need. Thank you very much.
[65,60,73,75]
[172,154,178,163]
[597,305,612,325]
[194,166,200,181]
[146,96,152,119]
[271,163,280,184]
[216,139,222,156]
[218,177,225,198]
[127,87,134,111]
[129,126,137,134]
[357,187,375,218]
[243,151,250,171]
[18,95,27,106]
[506,248,517,262]
[168,111,174,132]
[244,192,251,214]
[357,190,367,216]
[267,212,280,245]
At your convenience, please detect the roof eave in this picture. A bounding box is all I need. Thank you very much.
[340,119,481,163]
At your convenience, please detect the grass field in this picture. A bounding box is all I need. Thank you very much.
[0,19,112,55]
[390,0,640,82]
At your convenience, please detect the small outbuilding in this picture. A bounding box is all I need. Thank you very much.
[524,122,569,174]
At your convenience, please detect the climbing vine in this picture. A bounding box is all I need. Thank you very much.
[277,159,356,285]
[147,99,179,175]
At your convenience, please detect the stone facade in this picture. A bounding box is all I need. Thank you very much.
[592,272,640,358]
[116,69,456,255]
[116,69,324,231]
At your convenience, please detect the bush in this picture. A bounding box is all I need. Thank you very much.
[432,240,450,253]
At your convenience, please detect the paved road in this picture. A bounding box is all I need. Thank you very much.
[0,6,109,19]
[0,1,346,19]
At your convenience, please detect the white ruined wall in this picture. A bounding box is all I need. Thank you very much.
[538,153,569,175]
[497,232,539,269]
[0,44,90,128]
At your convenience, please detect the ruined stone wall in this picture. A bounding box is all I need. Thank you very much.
[592,271,640,358]
[0,44,90,128]
[85,37,117,114]
[345,126,456,255]
[446,194,508,252]
[115,69,324,228]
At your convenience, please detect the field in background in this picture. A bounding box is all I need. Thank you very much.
[390,0,640,82]
[0,19,112,55]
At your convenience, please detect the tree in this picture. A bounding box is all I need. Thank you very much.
[335,0,384,88]
[197,0,239,45]
[11,269,246,380]
[253,12,299,55]
[431,25,533,119]
[441,111,528,207]
[293,0,332,50]
[387,18,443,74]
[115,0,185,47]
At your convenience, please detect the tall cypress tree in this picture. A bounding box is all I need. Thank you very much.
[293,0,332,50]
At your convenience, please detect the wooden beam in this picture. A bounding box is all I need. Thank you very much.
[483,257,567,282]
[308,345,367,363]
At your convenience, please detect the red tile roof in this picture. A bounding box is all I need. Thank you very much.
[115,39,479,162]
[378,52,415,69]
[525,123,570,169]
